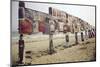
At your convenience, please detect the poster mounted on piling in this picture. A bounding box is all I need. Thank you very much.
[11,0,96,66]
[18,6,33,34]
[19,18,33,34]
[49,7,67,22]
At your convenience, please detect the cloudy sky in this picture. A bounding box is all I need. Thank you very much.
[12,1,95,32]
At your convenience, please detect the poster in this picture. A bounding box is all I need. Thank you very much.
[18,6,33,34]
[19,18,33,34]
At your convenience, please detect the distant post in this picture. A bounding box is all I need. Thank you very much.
[75,32,78,44]
[85,30,88,40]
[80,24,85,42]
[81,31,84,42]
[63,24,69,47]
[74,24,78,44]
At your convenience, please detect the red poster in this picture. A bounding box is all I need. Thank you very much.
[38,21,45,33]
[19,18,33,34]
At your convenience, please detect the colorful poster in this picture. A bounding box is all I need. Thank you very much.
[38,21,45,33]
[19,7,33,34]
[19,18,33,34]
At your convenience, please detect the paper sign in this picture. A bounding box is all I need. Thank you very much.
[19,18,33,34]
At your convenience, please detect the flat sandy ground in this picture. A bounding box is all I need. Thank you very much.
[11,34,96,65]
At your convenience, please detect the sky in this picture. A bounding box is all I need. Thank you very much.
[12,1,95,32]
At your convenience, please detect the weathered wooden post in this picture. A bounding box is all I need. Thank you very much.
[63,24,69,48]
[81,31,84,42]
[85,30,88,40]
[88,29,91,38]
[48,7,55,54]
[18,1,33,64]
[79,18,85,43]
[72,19,79,44]
[75,32,78,44]
[49,20,55,54]
[49,32,54,54]
[74,23,78,44]
[18,1,25,64]
[80,27,84,42]
[18,34,24,64]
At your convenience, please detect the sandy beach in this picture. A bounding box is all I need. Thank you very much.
[11,33,96,65]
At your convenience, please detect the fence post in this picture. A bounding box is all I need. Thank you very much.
[49,33,54,54]
[18,1,25,64]
[81,31,84,42]
[85,30,88,40]
[48,19,55,54]
[18,34,24,64]
[63,33,69,48]
[75,32,78,44]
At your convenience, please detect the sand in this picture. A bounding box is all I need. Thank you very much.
[11,34,96,65]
